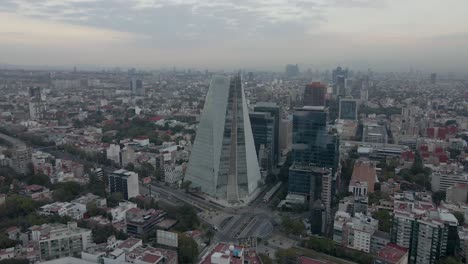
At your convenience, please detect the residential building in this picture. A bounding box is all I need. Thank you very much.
[185,75,261,206]
[11,144,32,175]
[446,183,468,204]
[431,167,468,193]
[130,78,145,96]
[199,242,261,264]
[38,202,86,220]
[371,231,391,254]
[20,185,52,201]
[30,222,92,261]
[347,213,379,253]
[107,144,121,165]
[408,210,458,264]
[108,169,139,200]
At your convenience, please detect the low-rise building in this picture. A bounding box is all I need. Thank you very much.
[38,202,86,220]
[20,184,52,201]
[375,243,408,264]
[199,243,261,264]
[126,208,166,237]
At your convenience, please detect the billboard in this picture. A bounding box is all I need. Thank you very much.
[157,230,178,248]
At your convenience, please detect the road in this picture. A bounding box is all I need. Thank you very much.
[140,182,279,243]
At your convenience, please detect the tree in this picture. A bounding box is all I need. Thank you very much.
[107,192,123,207]
[281,216,305,236]
[177,234,198,264]
[0,234,17,249]
[181,180,192,192]
[437,257,463,264]
[125,163,135,171]
[28,173,51,187]
[176,205,199,231]
[259,253,274,264]
[372,210,392,232]
[432,191,446,205]
[0,259,29,264]
[453,211,465,226]
[275,248,297,264]
[52,182,82,202]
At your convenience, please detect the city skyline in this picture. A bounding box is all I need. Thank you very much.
[1,0,468,71]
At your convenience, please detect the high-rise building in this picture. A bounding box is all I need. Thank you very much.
[249,112,275,173]
[332,66,348,97]
[430,73,437,84]
[130,78,144,96]
[339,98,358,120]
[288,106,338,235]
[11,144,32,175]
[290,106,338,171]
[391,205,459,264]
[253,102,280,166]
[185,75,261,206]
[408,215,458,264]
[279,117,292,153]
[108,169,139,200]
[303,82,327,107]
[28,87,47,120]
[285,64,300,77]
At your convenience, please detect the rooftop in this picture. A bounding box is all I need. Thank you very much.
[377,243,408,263]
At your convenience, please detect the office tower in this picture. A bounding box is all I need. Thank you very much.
[250,112,275,173]
[130,77,144,96]
[279,117,292,153]
[290,107,338,171]
[288,106,338,234]
[108,169,139,200]
[285,64,300,77]
[254,102,280,165]
[339,98,358,120]
[303,82,327,107]
[185,75,261,206]
[430,73,437,84]
[332,66,348,97]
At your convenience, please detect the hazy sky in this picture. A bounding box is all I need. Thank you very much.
[1,0,468,71]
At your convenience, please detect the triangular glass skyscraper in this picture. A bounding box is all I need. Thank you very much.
[185,74,261,206]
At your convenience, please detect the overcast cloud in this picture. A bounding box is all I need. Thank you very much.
[1,0,468,71]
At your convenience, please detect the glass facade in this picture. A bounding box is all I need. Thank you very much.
[185,75,261,205]
[249,112,275,172]
[288,107,339,197]
[253,102,280,165]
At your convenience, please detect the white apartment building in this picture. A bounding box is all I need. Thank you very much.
[30,222,92,261]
